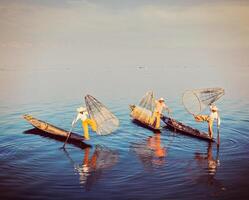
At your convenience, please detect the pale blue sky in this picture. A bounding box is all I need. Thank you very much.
[0,0,248,68]
[0,0,249,103]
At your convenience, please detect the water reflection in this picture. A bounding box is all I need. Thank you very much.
[130,133,167,170]
[63,145,119,191]
[195,142,220,176]
[194,143,226,195]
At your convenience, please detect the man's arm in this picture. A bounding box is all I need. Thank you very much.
[163,104,172,114]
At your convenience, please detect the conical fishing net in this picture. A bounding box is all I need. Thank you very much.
[85,95,119,135]
[182,88,225,115]
[75,145,118,188]
[130,91,156,125]
[138,91,156,112]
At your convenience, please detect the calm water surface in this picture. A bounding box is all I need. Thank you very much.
[0,67,249,200]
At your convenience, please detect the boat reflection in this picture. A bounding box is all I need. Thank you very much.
[130,133,167,170]
[64,145,119,191]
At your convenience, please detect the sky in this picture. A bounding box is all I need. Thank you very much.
[0,0,249,104]
[0,0,248,68]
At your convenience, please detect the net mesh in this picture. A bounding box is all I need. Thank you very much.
[85,95,119,135]
[182,87,225,115]
[138,91,156,112]
[130,91,155,124]
[75,145,118,188]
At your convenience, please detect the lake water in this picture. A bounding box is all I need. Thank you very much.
[0,66,249,200]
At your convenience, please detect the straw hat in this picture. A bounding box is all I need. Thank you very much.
[159,97,165,102]
[77,107,87,113]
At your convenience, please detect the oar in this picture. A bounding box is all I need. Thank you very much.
[217,126,220,146]
[62,126,74,149]
[62,112,79,149]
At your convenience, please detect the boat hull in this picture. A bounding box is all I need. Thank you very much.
[23,114,91,148]
[132,119,161,133]
[161,115,214,142]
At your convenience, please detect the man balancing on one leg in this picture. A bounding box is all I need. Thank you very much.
[150,98,172,129]
[72,107,97,140]
[194,104,220,139]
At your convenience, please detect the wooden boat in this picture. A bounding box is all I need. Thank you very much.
[129,105,161,132]
[132,118,162,132]
[23,114,91,148]
[161,115,214,142]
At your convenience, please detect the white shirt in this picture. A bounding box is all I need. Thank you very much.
[72,111,89,126]
[155,100,167,114]
[209,111,221,126]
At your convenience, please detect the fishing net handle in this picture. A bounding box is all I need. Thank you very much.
[182,90,202,116]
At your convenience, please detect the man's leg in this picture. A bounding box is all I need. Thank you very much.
[208,119,214,138]
[86,119,97,132]
[155,112,161,129]
[149,111,156,126]
[82,121,90,140]
[194,115,213,137]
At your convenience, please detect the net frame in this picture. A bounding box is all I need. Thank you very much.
[130,91,156,125]
[182,87,225,115]
[85,95,119,135]
[138,91,156,113]
[182,90,202,115]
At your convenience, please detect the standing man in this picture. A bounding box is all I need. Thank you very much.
[194,104,221,139]
[150,97,172,129]
[72,107,97,140]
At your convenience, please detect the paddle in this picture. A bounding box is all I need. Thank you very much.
[61,111,80,149]
[62,116,77,149]
[62,126,74,149]
[217,125,220,146]
[216,113,220,146]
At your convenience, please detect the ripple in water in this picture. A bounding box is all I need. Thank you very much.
[0,98,249,199]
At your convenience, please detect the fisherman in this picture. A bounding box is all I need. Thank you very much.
[150,97,172,129]
[72,107,97,140]
[194,104,220,139]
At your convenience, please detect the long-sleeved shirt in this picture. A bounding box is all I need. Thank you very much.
[72,111,89,126]
[154,100,168,114]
